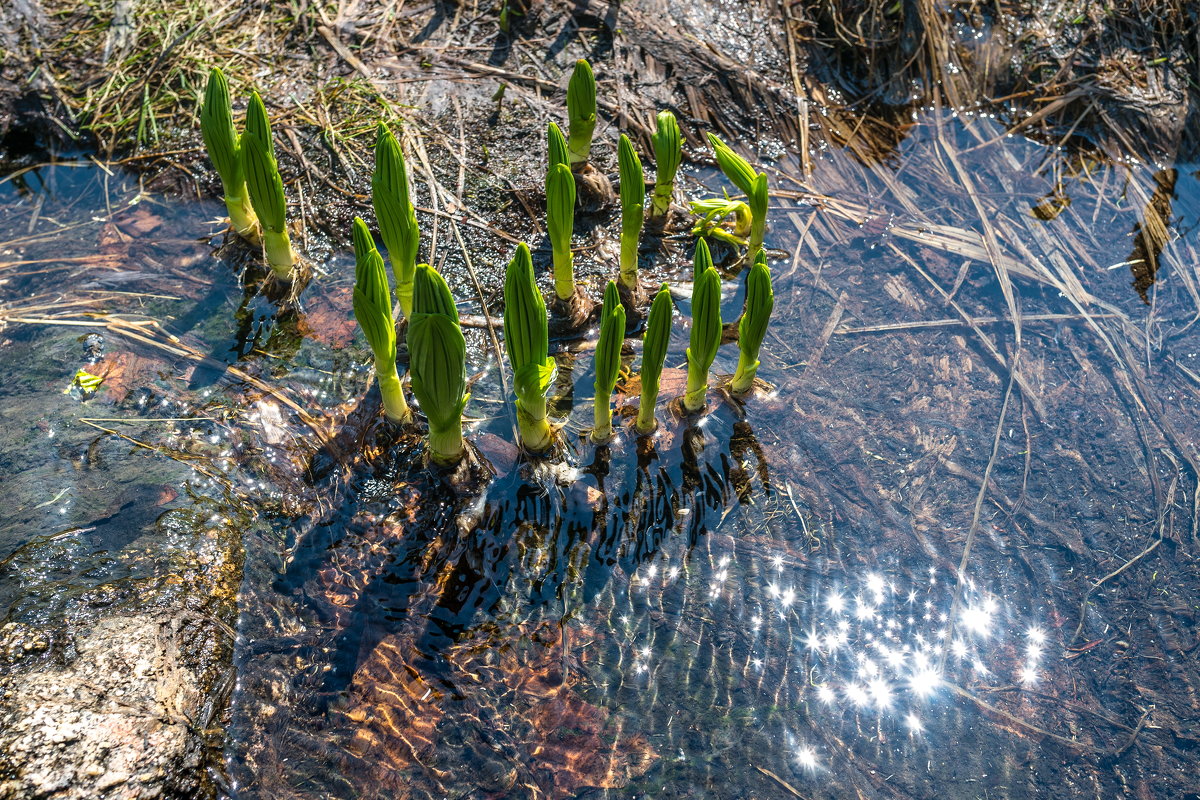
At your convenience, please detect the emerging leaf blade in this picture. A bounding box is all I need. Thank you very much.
[200,68,241,189]
[636,283,674,432]
[649,110,682,217]
[566,59,596,166]
[373,123,420,316]
[707,132,756,196]
[547,122,570,171]
[618,134,645,284]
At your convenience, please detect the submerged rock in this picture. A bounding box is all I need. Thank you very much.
[0,615,212,800]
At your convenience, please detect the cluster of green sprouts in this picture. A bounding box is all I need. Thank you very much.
[201,59,778,468]
[200,68,297,280]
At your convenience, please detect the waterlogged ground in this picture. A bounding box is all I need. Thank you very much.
[3,109,1200,799]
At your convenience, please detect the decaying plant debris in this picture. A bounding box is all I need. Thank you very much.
[3,0,1200,798]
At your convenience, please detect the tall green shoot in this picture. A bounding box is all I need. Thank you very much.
[200,68,258,240]
[731,250,774,394]
[372,124,420,318]
[592,281,626,441]
[504,243,555,452]
[352,217,411,424]
[684,239,721,412]
[243,91,297,278]
[636,284,673,433]
[546,162,577,301]
[408,265,468,465]
[618,134,645,290]
[649,110,682,218]
[566,59,596,167]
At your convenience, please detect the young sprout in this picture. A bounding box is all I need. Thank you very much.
[503,243,556,452]
[200,68,258,240]
[689,196,752,246]
[373,123,420,318]
[566,59,596,167]
[707,133,769,254]
[546,161,577,301]
[408,265,468,465]
[635,284,674,433]
[592,280,626,442]
[731,249,775,395]
[617,134,645,291]
[351,217,411,424]
[649,110,682,218]
[547,122,570,171]
[684,239,722,413]
[242,92,297,278]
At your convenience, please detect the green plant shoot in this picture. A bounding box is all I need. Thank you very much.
[731,249,774,394]
[684,239,722,412]
[352,217,411,424]
[566,59,596,167]
[636,284,673,433]
[546,162,577,301]
[242,91,296,278]
[707,133,768,254]
[503,243,555,452]
[372,124,420,317]
[592,280,626,441]
[618,134,645,290]
[547,122,569,171]
[408,265,468,465]
[649,110,682,218]
[689,196,752,246]
[200,68,258,239]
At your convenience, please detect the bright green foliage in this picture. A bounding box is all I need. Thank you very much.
[242,91,296,278]
[618,134,645,290]
[408,265,468,465]
[547,122,570,171]
[731,249,774,394]
[372,124,420,317]
[707,133,768,254]
[592,281,626,441]
[649,110,682,218]
[200,68,258,238]
[689,196,752,246]
[351,217,411,424]
[503,243,555,452]
[635,284,673,433]
[684,239,722,412]
[546,162,577,301]
[566,59,596,166]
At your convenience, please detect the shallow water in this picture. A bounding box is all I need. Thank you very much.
[3,110,1200,799]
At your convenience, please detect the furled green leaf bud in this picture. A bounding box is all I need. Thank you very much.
[707,132,756,196]
[566,59,596,166]
[747,171,769,255]
[408,264,467,464]
[731,249,774,394]
[504,242,555,452]
[684,239,722,412]
[649,110,682,218]
[546,162,577,301]
[373,123,420,318]
[636,284,673,433]
[200,68,258,239]
[241,107,296,279]
[547,122,570,171]
[618,134,645,290]
[592,281,626,441]
[352,217,410,423]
